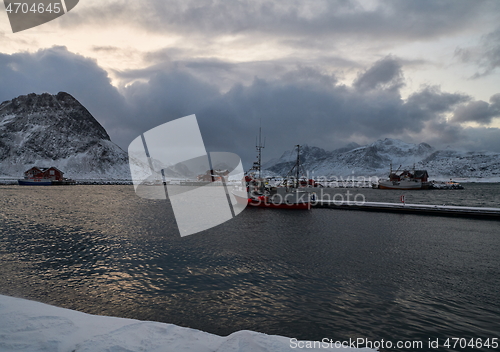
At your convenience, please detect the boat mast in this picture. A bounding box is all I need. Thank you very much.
[285,144,303,188]
[295,145,300,187]
[253,122,265,179]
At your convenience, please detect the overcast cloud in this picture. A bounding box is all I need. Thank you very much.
[455,27,500,79]
[63,0,496,41]
[1,0,500,165]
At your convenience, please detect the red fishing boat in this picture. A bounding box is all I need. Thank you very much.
[233,128,312,210]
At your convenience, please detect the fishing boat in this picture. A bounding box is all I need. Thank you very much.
[233,175,312,210]
[18,178,53,186]
[375,165,432,190]
[233,129,312,209]
[377,178,423,190]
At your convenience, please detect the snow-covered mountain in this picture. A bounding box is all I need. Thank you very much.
[0,92,130,179]
[418,150,500,179]
[3,92,498,182]
[265,138,500,180]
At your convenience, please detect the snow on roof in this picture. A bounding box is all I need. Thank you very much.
[25,166,64,173]
[0,295,375,352]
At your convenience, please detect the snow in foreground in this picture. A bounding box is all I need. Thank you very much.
[0,295,375,352]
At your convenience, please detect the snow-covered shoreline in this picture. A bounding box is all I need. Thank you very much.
[0,178,133,185]
[1,177,500,186]
[0,295,375,352]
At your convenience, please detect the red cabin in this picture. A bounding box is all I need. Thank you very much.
[24,166,64,181]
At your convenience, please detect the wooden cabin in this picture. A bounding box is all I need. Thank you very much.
[24,166,64,181]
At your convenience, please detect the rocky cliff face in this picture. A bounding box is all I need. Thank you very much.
[0,92,129,179]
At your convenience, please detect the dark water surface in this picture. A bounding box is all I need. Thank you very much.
[1,184,499,351]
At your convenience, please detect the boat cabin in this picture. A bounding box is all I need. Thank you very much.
[24,166,64,181]
[413,170,429,182]
[388,172,401,181]
[389,169,428,182]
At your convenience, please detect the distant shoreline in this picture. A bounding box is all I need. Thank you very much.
[2,179,500,185]
[0,179,133,185]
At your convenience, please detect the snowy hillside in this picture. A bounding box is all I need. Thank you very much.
[417,150,500,180]
[0,92,130,180]
[264,145,332,175]
[265,138,500,180]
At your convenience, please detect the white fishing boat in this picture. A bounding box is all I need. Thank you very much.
[377,178,423,190]
[375,165,432,190]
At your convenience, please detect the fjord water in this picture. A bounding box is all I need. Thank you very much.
[1,184,499,351]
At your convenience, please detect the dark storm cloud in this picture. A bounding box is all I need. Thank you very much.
[455,27,500,78]
[353,56,404,92]
[121,69,221,130]
[461,126,500,152]
[138,52,348,95]
[421,119,465,146]
[0,46,117,102]
[62,0,495,43]
[1,47,499,163]
[404,86,470,120]
[190,66,475,161]
[452,94,500,124]
[0,46,128,142]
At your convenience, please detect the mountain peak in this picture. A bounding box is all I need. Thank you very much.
[264,138,442,177]
[0,92,128,179]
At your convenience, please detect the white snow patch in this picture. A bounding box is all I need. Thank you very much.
[0,114,16,126]
[0,295,375,352]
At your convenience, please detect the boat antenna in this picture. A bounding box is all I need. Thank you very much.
[285,144,306,188]
[295,145,300,187]
[255,120,265,179]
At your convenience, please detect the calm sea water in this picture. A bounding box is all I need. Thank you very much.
[1,184,499,351]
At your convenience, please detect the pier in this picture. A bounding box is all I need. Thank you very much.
[313,200,500,220]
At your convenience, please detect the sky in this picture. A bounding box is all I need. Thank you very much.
[1,0,500,165]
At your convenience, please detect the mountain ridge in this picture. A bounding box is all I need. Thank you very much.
[0,92,130,179]
[264,138,500,180]
[2,92,499,181]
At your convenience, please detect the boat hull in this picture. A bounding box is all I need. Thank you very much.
[378,180,422,190]
[18,179,52,186]
[18,178,76,185]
